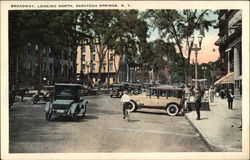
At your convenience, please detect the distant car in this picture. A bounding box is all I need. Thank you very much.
[110,84,125,98]
[81,86,97,96]
[128,83,142,95]
[44,83,88,121]
[33,86,54,104]
[128,87,183,116]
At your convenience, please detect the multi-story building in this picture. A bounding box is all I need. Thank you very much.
[76,45,120,85]
[9,43,74,89]
[215,10,242,97]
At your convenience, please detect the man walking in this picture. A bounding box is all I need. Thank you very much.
[195,88,204,120]
[227,89,234,110]
[120,90,131,120]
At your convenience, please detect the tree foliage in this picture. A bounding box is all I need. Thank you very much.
[146,9,216,83]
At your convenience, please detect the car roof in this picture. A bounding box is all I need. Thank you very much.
[55,83,81,87]
[150,87,183,90]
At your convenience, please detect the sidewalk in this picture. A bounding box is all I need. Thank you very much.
[185,97,242,152]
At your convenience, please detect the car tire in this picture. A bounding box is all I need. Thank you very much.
[127,100,137,112]
[166,103,179,116]
[33,98,38,104]
[82,105,87,117]
[45,113,52,121]
[72,107,80,121]
[133,89,139,95]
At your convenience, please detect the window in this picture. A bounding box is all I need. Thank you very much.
[81,46,86,53]
[110,53,114,60]
[82,64,86,72]
[113,78,115,82]
[43,63,47,72]
[82,55,86,61]
[92,63,96,71]
[90,46,96,52]
[28,61,32,70]
[92,54,96,61]
[49,63,53,76]
[109,63,113,71]
[159,90,167,97]
[63,52,67,60]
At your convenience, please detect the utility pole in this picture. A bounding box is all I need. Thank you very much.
[107,51,110,87]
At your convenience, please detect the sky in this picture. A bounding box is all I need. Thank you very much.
[147,11,220,64]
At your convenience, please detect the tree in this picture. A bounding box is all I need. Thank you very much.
[146,9,216,84]
[105,10,149,83]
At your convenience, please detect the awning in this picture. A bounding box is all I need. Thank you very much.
[214,72,234,85]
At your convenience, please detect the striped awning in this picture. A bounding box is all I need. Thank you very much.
[214,72,234,85]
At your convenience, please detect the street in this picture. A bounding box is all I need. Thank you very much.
[9,94,209,153]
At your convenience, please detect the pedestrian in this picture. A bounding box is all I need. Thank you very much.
[220,89,225,99]
[120,90,131,120]
[227,89,234,110]
[195,87,204,120]
[183,84,191,112]
[209,86,215,102]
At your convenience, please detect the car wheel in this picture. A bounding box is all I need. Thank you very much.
[166,103,179,116]
[45,113,52,121]
[33,98,38,104]
[72,111,79,121]
[72,107,80,121]
[82,104,87,117]
[133,89,139,95]
[127,101,137,112]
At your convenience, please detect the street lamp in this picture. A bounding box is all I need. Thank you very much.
[190,35,203,89]
[202,66,207,86]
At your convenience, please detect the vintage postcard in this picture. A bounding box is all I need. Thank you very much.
[1,0,249,160]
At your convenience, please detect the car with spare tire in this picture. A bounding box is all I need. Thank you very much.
[127,87,183,116]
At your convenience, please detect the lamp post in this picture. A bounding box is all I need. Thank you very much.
[190,35,203,89]
[202,66,207,86]
[35,44,42,92]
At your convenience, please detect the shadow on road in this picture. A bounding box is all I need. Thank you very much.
[84,115,98,120]
[128,119,140,123]
[135,110,168,116]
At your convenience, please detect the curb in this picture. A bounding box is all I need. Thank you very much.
[184,113,224,152]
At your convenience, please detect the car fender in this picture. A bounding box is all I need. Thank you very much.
[81,100,88,109]
[79,100,88,114]
[44,102,52,113]
[68,103,79,115]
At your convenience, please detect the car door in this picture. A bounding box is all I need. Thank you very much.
[143,89,158,106]
[158,89,168,107]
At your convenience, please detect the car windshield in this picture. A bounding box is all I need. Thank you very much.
[55,85,79,100]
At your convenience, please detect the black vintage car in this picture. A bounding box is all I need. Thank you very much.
[44,83,88,121]
[33,86,54,104]
[110,84,125,98]
[128,83,142,95]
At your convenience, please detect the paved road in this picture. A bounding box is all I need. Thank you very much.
[9,94,209,153]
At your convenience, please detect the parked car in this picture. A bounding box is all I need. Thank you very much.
[128,83,142,95]
[44,83,88,121]
[81,85,97,96]
[110,84,125,98]
[33,86,54,104]
[128,87,183,116]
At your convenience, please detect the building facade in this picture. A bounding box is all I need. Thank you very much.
[9,43,74,90]
[76,45,120,86]
[215,10,242,97]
